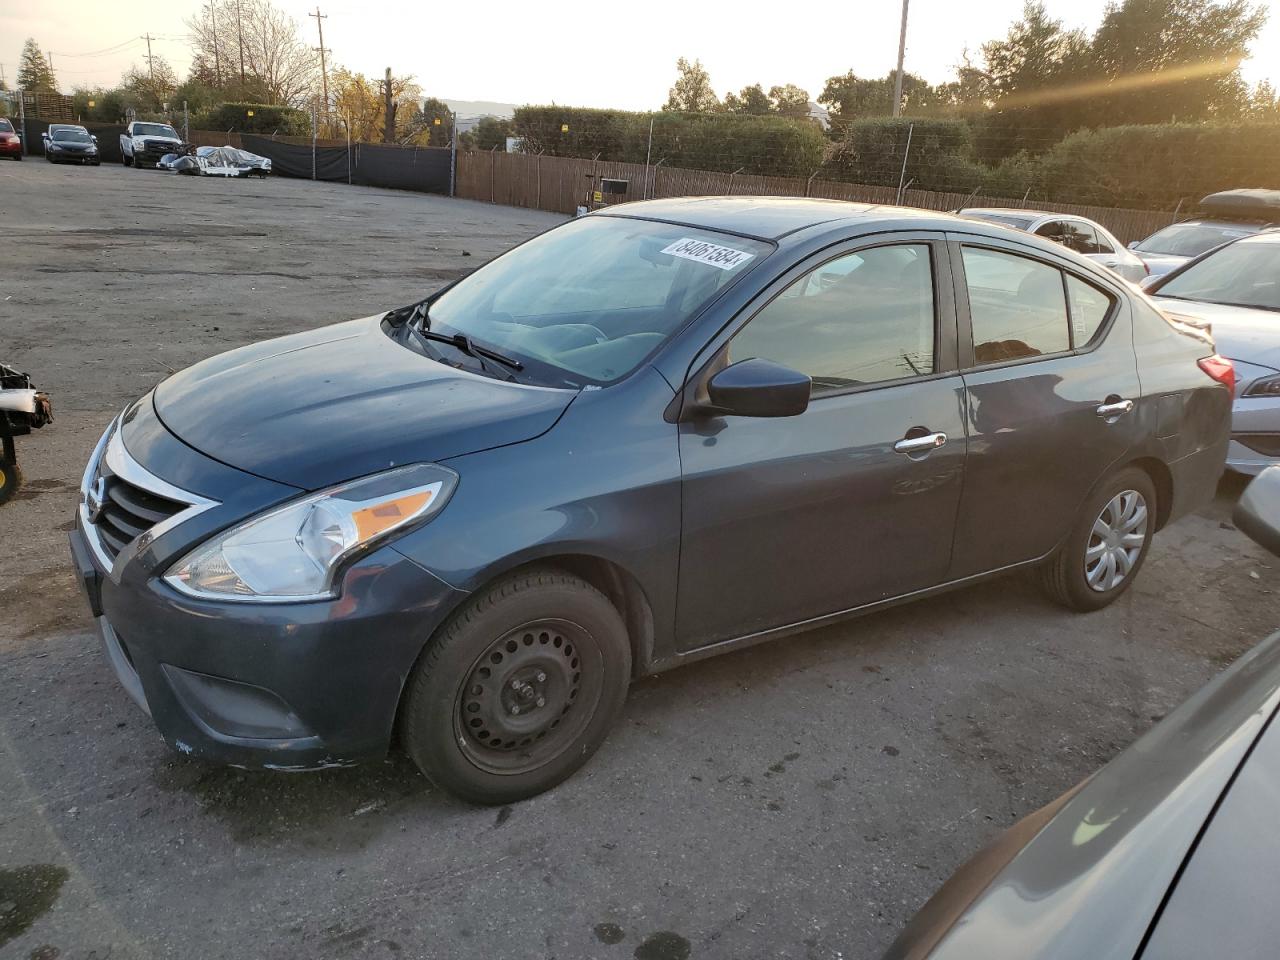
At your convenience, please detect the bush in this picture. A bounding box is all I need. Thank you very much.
[512,105,826,177]
[826,118,982,193]
[193,102,309,136]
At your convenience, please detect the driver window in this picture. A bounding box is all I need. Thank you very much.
[728,244,936,396]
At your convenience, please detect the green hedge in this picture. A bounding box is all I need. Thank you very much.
[512,106,827,177]
[193,102,310,136]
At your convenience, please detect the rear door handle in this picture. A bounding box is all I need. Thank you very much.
[1096,399,1134,418]
[894,432,947,454]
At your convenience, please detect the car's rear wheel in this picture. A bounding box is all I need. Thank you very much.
[122,154,132,167]
[401,568,631,805]
[1040,466,1157,611]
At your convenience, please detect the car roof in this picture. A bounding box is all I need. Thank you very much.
[962,207,1098,224]
[595,196,966,241]
[48,123,87,131]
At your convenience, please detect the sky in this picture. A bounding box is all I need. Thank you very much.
[2,0,1277,111]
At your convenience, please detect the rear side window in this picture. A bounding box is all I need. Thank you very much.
[962,247,1070,364]
[730,244,936,394]
[1066,275,1114,345]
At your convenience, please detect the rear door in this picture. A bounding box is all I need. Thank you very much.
[946,235,1142,578]
[675,234,968,650]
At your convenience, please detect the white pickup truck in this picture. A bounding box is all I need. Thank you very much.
[120,121,183,169]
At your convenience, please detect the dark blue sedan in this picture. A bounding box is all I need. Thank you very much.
[70,198,1232,803]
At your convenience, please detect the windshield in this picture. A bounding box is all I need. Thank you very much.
[1136,222,1256,257]
[52,128,91,143]
[0,119,13,133]
[423,216,771,386]
[964,211,1035,230]
[1158,238,1280,312]
[135,123,178,138]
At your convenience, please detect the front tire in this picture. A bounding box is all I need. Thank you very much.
[123,154,133,167]
[401,568,631,805]
[1040,466,1157,611]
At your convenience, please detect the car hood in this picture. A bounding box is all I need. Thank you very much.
[153,315,576,489]
[1136,253,1189,276]
[1153,298,1280,368]
[884,629,1280,960]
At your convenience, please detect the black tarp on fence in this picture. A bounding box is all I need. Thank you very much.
[239,135,450,194]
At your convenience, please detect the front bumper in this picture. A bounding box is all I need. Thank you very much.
[0,141,21,157]
[70,517,466,769]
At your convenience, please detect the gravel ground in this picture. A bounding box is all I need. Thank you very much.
[0,159,1276,960]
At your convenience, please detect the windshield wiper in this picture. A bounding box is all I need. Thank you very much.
[415,328,524,371]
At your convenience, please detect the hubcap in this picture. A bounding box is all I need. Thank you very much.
[454,618,600,775]
[1085,489,1148,592]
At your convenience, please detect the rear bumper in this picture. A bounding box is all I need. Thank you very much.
[70,518,467,770]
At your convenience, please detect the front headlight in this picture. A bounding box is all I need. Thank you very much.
[133,138,147,150]
[164,463,457,602]
[1244,373,1280,398]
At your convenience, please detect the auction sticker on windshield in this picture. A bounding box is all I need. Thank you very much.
[661,238,756,271]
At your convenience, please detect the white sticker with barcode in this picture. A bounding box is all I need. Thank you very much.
[661,238,755,271]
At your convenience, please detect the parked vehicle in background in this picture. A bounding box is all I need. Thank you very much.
[1130,189,1280,279]
[957,208,1147,282]
[120,121,182,169]
[1146,230,1280,475]
[69,198,1232,804]
[884,465,1280,960]
[0,118,21,160]
[42,124,100,166]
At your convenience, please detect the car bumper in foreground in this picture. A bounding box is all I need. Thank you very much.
[69,518,466,770]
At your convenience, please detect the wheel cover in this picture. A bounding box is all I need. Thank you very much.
[1085,489,1148,592]
[453,618,603,775]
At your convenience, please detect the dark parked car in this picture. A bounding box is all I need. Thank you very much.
[69,198,1232,803]
[42,123,100,165]
[0,117,21,160]
[885,465,1280,960]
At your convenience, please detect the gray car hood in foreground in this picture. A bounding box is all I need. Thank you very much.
[153,315,576,489]
[885,629,1280,960]
[1153,298,1280,368]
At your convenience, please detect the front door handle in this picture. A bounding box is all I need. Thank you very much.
[1096,399,1134,419]
[894,432,947,454]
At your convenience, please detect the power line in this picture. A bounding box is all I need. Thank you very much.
[50,37,143,58]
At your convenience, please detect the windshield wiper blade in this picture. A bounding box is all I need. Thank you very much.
[414,329,524,371]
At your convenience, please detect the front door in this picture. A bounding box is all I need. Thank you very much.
[676,237,968,650]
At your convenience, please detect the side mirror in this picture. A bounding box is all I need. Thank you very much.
[1127,241,1139,250]
[705,358,811,418]
[1234,466,1280,558]
[91,135,98,143]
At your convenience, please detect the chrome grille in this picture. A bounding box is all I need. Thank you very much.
[80,416,218,571]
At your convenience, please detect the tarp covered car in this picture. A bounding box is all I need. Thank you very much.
[158,145,272,178]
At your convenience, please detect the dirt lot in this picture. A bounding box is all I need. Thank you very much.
[1,159,1276,960]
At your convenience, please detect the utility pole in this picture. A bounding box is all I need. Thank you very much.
[142,33,156,83]
[309,7,330,134]
[892,0,909,118]
[234,0,246,82]
[206,2,222,85]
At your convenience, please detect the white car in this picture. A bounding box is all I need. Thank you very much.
[958,208,1148,283]
[1130,191,1280,279]
[1147,230,1280,474]
[120,121,183,169]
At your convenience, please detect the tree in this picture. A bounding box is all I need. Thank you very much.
[663,58,720,112]
[724,83,772,115]
[1088,0,1265,123]
[768,84,811,118]
[17,39,58,92]
[472,116,511,150]
[185,0,317,107]
[402,96,455,147]
[121,56,179,112]
[328,66,420,142]
[1249,80,1280,119]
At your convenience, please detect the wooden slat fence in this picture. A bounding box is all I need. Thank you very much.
[455,150,1180,244]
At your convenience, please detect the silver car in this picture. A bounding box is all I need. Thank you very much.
[958,209,1148,283]
[1132,190,1280,280]
[1148,230,1280,474]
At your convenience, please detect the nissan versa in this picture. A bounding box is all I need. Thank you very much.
[69,197,1232,804]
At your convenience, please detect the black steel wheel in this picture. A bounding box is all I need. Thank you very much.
[402,569,630,804]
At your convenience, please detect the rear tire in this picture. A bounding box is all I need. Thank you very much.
[1040,466,1157,612]
[123,154,133,167]
[401,568,631,805]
